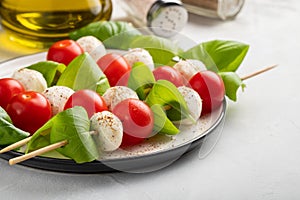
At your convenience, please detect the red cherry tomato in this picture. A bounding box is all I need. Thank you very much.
[0,78,25,110]
[47,39,84,66]
[189,71,225,115]
[97,53,131,87]
[112,99,154,147]
[64,89,108,118]
[115,70,130,86]
[6,91,52,134]
[152,66,184,87]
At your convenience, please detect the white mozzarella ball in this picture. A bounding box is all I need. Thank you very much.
[12,68,47,93]
[123,48,154,70]
[43,86,74,116]
[76,36,106,61]
[90,111,123,152]
[176,86,202,125]
[173,60,206,82]
[102,86,139,111]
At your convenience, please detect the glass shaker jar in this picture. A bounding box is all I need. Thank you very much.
[181,0,245,20]
[119,0,189,37]
[0,0,113,48]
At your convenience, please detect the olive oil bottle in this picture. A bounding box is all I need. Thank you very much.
[0,0,112,48]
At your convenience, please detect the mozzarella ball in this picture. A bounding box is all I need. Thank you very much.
[90,111,123,152]
[176,86,202,125]
[43,86,74,116]
[12,68,47,93]
[173,60,206,82]
[76,36,106,61]
[102,86,139,111]
[123,48,154,70]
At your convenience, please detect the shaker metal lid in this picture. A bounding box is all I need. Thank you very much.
[147,0,188,37]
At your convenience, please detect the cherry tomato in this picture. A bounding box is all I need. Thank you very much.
[97,53,131,87]
[6,91,52,134]
[47,39,84,66]
[152,66,184,87]
[0,78,25,110]
[64,89,108,118]
[189,71,225,115]
[112,99,154,147]
[115,70,130,86]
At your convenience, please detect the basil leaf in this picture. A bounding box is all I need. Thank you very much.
[130,35,183,66]
[0,106,11,123]
[56,53,110,95]
[27,61,66,87]
[0,107,30,146]
[182,40,249,72]
[26,107,99,163]
[219,72,246,101]
[127,62,155,100]
[151,104,179,135]
[69,21,142,50]
[180,43,217,71]
[145,80,191,121]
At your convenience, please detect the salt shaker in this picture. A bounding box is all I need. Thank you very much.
[181,0,245,20]
[119,0,189,37]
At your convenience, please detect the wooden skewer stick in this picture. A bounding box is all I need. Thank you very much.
[0,136,32,154]
[9,140,68,166]
[241,64,277,81]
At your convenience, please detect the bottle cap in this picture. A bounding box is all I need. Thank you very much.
[147,0,188,37]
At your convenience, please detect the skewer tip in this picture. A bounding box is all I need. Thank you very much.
[241,64,278,81]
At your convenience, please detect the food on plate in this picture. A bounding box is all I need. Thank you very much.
[112,98,154,147]
[173,59,205,82]
[55,52,110,95]
[189,71,225,114]
[90,111,123,152]
[123,48,155,70]
[6,91,52,134]
[47,39,84,66]
[97,53,131,87]
[76,35,106,61]
[42,86,75,116]
[175,86,202,125]
[12,68,47,93]
[0,107,30,146]
[152,65,184,87]
[64,89,108,118]
[102,86,139,111]
[0,78,25,109]
[24,106,99,164]
[0,21,260,166]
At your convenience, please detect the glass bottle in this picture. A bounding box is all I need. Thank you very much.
[181,0,245,20]
[119,0,188,37]
[0,0,113,48]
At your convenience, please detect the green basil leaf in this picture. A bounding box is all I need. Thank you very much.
[27,61,66,87]
[182,40,249,72]
[56,53,110,95]
[127,62,155,100]
[0,106,11,123]
[151,104,179,135]
[145,80,191,121]
[0,107,30,146]
[26,107,99,163]
[69,21,142,50]
[130,35,183,66]
[219,72,246,101]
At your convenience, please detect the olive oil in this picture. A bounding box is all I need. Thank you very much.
[0,0,112,48]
